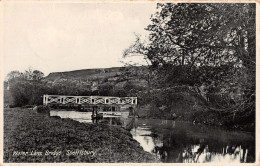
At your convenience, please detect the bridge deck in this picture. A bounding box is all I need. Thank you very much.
[43,95,137,106]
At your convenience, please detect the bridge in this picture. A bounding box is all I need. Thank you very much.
[43,95,137,106]
[43,95,137,118]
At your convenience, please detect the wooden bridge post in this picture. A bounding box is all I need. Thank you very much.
[110,117,112,125]
[129,107,134,116]
[43,95,46,105]
[92,106,95,117]
[43,95,45,105]
[133,106,137,116]
[62,96,65,104]
[78,96,81,104]
[43,95,49,105]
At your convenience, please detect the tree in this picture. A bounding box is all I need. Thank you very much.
[6,70,23,81]
[22,68,44,81]
[6,68,46,106]
[32,70,44,81]
[124,3,256,127]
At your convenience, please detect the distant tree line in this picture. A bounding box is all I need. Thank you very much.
[5,68,145,107]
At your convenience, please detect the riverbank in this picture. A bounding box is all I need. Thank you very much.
[137,103,255,132]
[136,88,255,132]
[4,108,159,163]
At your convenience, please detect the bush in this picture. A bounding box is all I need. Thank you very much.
[36,105,50,114]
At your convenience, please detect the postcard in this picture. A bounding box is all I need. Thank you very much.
[1,1,259,165]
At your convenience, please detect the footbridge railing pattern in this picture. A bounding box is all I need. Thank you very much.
[43,95,137,105]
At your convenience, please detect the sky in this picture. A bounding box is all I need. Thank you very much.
[2,2,157,77]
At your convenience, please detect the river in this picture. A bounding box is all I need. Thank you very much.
[50,110,255,163]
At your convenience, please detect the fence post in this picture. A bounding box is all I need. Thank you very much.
[43,95,48,105]
[91,96,94,104]
[75,96,78,104]
[43,95,46,105]
[78,96,81,104]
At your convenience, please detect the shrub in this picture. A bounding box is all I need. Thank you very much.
[36,105,50,114]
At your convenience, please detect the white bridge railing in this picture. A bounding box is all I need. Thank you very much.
[43,94,137,105]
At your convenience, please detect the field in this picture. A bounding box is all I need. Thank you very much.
[4,108,159,163]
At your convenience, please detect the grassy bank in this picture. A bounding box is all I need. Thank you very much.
[4,108,159,163]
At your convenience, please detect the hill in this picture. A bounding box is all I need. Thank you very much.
[44,66,149,93]
[45,66,148,82]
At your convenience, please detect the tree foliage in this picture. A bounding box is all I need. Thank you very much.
[126,3,255,69]
[6,68,46,106]
[124,3,256,126]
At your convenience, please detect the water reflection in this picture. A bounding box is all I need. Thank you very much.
[50,110,255,163]
[50,110,93,123]
[151,142,249,163]
[132,119,254,163]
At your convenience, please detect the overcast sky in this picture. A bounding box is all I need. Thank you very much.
[3,2,157,77]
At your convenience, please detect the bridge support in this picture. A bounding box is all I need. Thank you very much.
[91,106,102,119]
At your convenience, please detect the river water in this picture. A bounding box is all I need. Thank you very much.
[50,110,255,163]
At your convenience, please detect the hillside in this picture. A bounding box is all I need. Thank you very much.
[45,66,148,82]
[43,66,149,93]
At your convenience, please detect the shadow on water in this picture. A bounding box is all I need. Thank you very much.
[50,110,255,163]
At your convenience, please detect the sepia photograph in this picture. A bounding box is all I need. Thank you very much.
[1,1,258,164]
